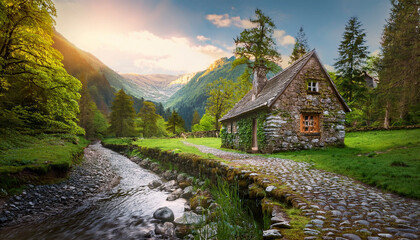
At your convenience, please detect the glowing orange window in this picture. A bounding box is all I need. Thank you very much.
[300,113,320,133]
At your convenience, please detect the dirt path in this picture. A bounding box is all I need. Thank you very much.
[184,142,420,240]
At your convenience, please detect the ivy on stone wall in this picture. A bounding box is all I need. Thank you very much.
[237,117,252,150]
[221,112,267,152]
[257,113,267,149]
[220,127,234,148]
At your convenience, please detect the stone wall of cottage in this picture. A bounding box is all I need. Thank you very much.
[266,56,346,152]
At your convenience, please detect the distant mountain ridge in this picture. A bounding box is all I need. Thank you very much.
[165,56,247,130]
[121,73,196,103]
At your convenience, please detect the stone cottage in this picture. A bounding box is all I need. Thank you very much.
[220,50,351,153]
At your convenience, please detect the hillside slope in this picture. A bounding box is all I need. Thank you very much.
[53,31,157,114]
[165,57,246,130]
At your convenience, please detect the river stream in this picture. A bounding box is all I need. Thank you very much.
[0,143,186,239]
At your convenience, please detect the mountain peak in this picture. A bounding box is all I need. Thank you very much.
[207,57,229,71]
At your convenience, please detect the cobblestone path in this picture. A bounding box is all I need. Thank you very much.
[184,142,420,240]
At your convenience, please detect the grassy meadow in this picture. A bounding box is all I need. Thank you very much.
[113,129,420,199]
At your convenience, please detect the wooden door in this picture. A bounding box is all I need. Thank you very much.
[252,118,258,152]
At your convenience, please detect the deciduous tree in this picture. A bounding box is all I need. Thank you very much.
[205,77,237,130]
[0,0,82,133]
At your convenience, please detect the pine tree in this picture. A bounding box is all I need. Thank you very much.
[334,16,370,106]
[379,0,420,127]
[290,27,310,63]
[233,8,281,98]
[191,110,200,127]
[166,110,185,134]
[109,89,135,137]
[138,101,159,137]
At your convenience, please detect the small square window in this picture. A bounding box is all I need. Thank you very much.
[300,113,320,133]
[307,81,319,92]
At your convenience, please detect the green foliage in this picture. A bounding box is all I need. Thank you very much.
[166,110,185,134]
[289,27,310,63]
[379,0,420,127]
[237,118,253,151]
[334,16,369,106]
[257,113,267,148]
[0,0,82,134]
[109,89,136,137]
[0,130,88,193]
[205,77,238,130]
[138,101,159,137]
[220,127,234,148]
[234,8,281,75]
[201,179,261,239]
[192,113,215,132]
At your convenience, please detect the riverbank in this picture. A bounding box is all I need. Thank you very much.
[0,143,119,227]
[0,131,90,196]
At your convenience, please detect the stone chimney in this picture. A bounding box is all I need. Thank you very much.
[252,66,267,100]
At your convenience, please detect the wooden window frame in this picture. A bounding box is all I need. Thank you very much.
[307,80,319,93]
[300,113,320,134]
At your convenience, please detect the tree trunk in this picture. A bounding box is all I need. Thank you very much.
[384,101,390,129]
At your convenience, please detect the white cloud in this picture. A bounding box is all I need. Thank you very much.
[273,29,295,46]
[206,14,256,29]
[206,14,231,27]
[324,64,335,72]
[80,30,230,74]
[197,35,210,41]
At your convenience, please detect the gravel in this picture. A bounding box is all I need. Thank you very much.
[0,143,119,227]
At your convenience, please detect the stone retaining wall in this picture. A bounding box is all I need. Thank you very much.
[103,143,310,211]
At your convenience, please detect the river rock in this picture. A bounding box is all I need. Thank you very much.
[174,211,205,225]
[162,170,176,181]
[155,222,175,237]
[153,207,174,222]
[263,229,282,239]
[181,186,193,199]
[160,180,177,191]
[148,180,162,189]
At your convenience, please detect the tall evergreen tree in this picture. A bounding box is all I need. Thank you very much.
[334,16,370,106]
[379,0,420,127]
[166,110,185,134]
[138,101,159,137]
[289,27,310,63]
[233,8,281,99]
[0,0,82,133]
[191,110,200,127]
[109,89,135,137]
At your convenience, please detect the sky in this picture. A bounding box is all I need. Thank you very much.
[53,0,391,75]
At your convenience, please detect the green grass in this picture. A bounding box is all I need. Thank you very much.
[0,131,89,194]
[189,129,420,199]
[104,137,221,160]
